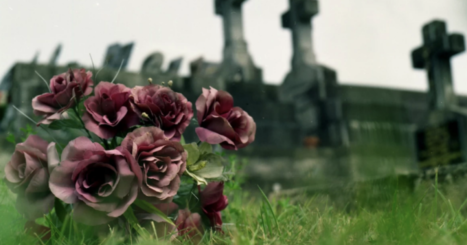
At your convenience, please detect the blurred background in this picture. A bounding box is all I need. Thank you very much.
[1,0,467,193]
[1,0,467,91]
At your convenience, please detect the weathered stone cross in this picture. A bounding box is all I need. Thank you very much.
[412,20,465,110]
[215,0,258,82]
[282,0,319,69]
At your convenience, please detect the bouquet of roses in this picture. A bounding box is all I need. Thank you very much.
[4,68,256,242]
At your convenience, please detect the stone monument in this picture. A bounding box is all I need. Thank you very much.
[214,0,262,84]
[280,0,345,146]
[103,42,134,69]
[411,20,467,171]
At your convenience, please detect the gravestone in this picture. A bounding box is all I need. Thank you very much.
[411,20,467,171]
[188,57,222,92]
[48,44,62,66]
[279,0,344,146]
[103,42,134,69]
[214,0,262,83]
[141,52,164,74]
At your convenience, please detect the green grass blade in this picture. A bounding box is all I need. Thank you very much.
[257,186,280,235]
[133,199,175,226]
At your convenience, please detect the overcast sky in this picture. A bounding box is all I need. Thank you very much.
[1,0,467,93]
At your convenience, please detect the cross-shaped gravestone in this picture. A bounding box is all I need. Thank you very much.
[282,0,319,69]
[412,20,465,110]
[215,0,260,83]
[215,0,246,49]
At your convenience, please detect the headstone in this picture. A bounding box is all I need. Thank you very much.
[48,44,62,66]
[411,20,467,172]
[189,57,222,92]
[141,52,164,74]
[416,120,465,169]
[412,20,465,111]
[103,42,134,69]
[166,57,183,75]
[279,0,344,146]
[214,0,262,83]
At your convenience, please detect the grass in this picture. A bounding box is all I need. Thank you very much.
[2,152,467,244]
[3,175,467,244]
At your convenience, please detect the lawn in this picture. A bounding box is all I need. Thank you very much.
[2,168,467,245]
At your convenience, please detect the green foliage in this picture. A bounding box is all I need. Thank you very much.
[48,119,82,130]
[183,142,225,185]
[19,124,36,141]
[133,200,175,226]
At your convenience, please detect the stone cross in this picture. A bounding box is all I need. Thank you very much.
[48,44,62,66]
[103,42,134,69]
[215,0,259,82]
[411,20,465,110]
[282,0,319,69]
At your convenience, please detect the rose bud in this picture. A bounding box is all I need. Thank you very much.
[4,135,59,220]
[82,82,139,139]
[199,182,228,231]
[195,87,256,150]
[175,209,204,243]
[121,127,187,203]
[131,85,193,141]
[32,69,93,125]
[49,137,141,226]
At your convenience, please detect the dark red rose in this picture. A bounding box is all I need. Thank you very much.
[131,85,193,141]
[199,182,228,231]
[4,135,59,220]
[82,82,139,139]
[195,87,256,150]
[49,137,141,226]
[175,209,204,243]
[32,69,93,125]
[121,127,187,203]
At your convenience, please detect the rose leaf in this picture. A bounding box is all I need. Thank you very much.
[185,169,208,186]
[191,153,224,179]
[198,142,212,154]
[183,143,200,166]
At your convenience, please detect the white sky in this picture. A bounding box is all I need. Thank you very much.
[1,0,467,93]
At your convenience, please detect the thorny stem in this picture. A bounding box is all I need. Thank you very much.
[72,107,92,139]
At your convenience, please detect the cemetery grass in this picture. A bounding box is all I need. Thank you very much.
[3,177,467,244]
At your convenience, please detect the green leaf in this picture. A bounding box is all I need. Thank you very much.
[123,206,139,225]
[193,153,224,179]
[187,160,207,172]
[54,199,67,224]
[185,169,208,186]
[183,143,200,166]
[198,142,212,154]
[6,133,15,144]
[133,199,175,226]
[48,119,82,130]
[180,136,186,145]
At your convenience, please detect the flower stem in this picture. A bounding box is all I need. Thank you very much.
[73,107,92,139]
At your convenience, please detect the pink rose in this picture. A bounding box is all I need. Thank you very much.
[82,82,139,139]
[131,85,193,141]
[199,182,228,231]
[32,69,93,125]
[195,87,256,150]
[175,209,204,243]
[49,137,141,226]
[4,135,59,220]
[121,127,187,203]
